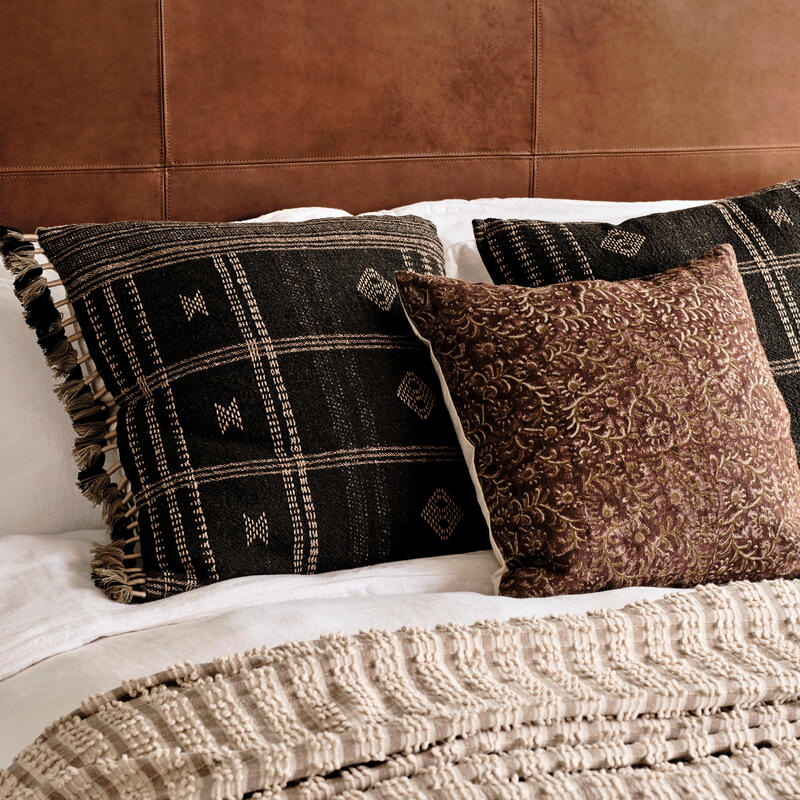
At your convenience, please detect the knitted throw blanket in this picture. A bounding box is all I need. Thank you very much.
[3,580,800,799]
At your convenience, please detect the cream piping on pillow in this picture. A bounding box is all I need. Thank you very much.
[397,286,504,593]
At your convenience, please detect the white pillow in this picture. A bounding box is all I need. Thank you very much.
[0,262,103,535]
[242,207,351,223]
[1,197,711,537]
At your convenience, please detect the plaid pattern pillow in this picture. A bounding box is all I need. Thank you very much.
[2,216,487,602]
[473,179,800,458]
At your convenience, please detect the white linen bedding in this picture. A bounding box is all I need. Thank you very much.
[0,528,680,766]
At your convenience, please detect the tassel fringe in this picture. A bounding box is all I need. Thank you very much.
[44,337,79,377]
[2,227,143,603]
[18,276,48,306]
[90,540,134,604]
[73,440,104,471]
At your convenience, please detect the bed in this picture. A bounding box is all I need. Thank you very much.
[3,2,800,797]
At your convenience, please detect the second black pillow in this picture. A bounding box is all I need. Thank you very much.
[474,179,800,457]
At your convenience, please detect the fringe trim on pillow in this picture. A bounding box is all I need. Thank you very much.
[1,227,145,602]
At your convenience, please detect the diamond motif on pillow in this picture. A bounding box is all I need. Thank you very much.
[600,229,646,257]
[768,205,793,227]
[397,371,434,419]
[421,488,462,540]
[357,267,397,311]
[215,397,243,435]
[180,289,208,321]
[243,512,269,546]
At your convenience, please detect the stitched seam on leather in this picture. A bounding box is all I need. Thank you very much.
[157,0,168,220]
[5,143,800,173]
[528,0,537,197]
[164,148,800,171]
[532,0,541,196]
[537,144,800,155]
[0,170,164,179]
[3,146,800,181]
[166,158,531,174]
[0,155,529,176]
[0,167,165,175]
[139,149,533,165]
[0,163,161,171]
[535,149,800,161]
[0,151,530,172]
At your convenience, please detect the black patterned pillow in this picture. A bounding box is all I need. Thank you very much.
[473,179,800,457]
[1,217,487,602]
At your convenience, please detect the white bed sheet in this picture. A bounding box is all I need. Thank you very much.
[0,528,681,765]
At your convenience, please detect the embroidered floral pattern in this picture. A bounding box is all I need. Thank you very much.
[397,245,800,597]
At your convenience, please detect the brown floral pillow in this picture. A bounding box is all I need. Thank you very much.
[396,245,800,597]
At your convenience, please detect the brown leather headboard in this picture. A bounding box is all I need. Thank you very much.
[3,1,800,230]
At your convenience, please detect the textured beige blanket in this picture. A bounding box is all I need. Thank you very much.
[3,579,800,799]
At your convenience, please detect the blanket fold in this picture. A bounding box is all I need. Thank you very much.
[3,579,800,798]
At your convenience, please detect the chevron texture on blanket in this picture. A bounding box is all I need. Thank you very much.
[3,579,800,798]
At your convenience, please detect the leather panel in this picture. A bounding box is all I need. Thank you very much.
[0,172,163,231]
[0,0,161,168]
[537,0,800,153]
[534,151,800,202]
[167,159,530,219]
[164,0,531,163]
[1,0,799,225]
